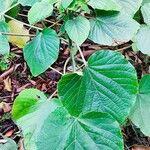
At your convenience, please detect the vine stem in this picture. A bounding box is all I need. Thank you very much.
[71,52,76,72]
[4,14,43,31]
[0,2,19,16]
[48,90,57,101]
[77,45,87,66]
[63,57,70,74]
[69,38,76,72]
[49,67,63,75]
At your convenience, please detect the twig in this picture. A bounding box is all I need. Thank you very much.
[0,64,21,80]
[63,57,71,74]
[48,90,57,100]
[76,64,85,71]
[116,45,132,52]
[4,14,43,31]
[50,19,61,28]
[49,66,63,75]
[0,32,35,37]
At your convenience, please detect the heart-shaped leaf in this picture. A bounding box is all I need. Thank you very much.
[130,74,150,136]
[28,1,53,25]
[12,89,124,150]
[58,50,138,123]
[134,25,150,56]
[65,16,90,45]
[23,28,60,76]
[89,13,139,46]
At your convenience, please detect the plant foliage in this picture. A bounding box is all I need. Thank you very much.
[0,0,150,149]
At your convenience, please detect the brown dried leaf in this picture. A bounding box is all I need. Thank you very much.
[3,102,11,113]
[4,129,14,137]
[4,77,12,92]
[132,145,150,150]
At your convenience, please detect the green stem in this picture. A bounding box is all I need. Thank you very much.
[69,38,76,72]
[77,45,87,66]
[49,66,63,75]
[71,52,76,72]
[48,90,57,101]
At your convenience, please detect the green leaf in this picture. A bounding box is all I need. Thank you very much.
[0,137,17,150]
[0,35,10,55]
[142,0,150,5]
[8,20,30,48]
[130,75,150,136]
[28,1,53,25]
[141,3,150,25]
[0,20,10,55]
[87,0,121,11]
[12,88,47,120]
[12,89,124,150]
[134,25,150,56]
[0,0,17,13]
[18,0,41,6]
[0,20,10,33]
[58,50,138,123]
[61,0,74,8]
[65,16,90,45]
[117,0,142,17]
[23,28,60,76]
[89,13,140,46]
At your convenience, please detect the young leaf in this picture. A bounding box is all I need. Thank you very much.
[58,50,138,124]
[130,75,150,136]
[134,25,150,56]
[141,3,150,26]
[28,1,53,25]
[23,28,60,76]
[87,0,121,11]
[12,89,124,150]
[65,16,90,45]
[89,13,140,46]
[8,20,30,48]
[0,20,10,55]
